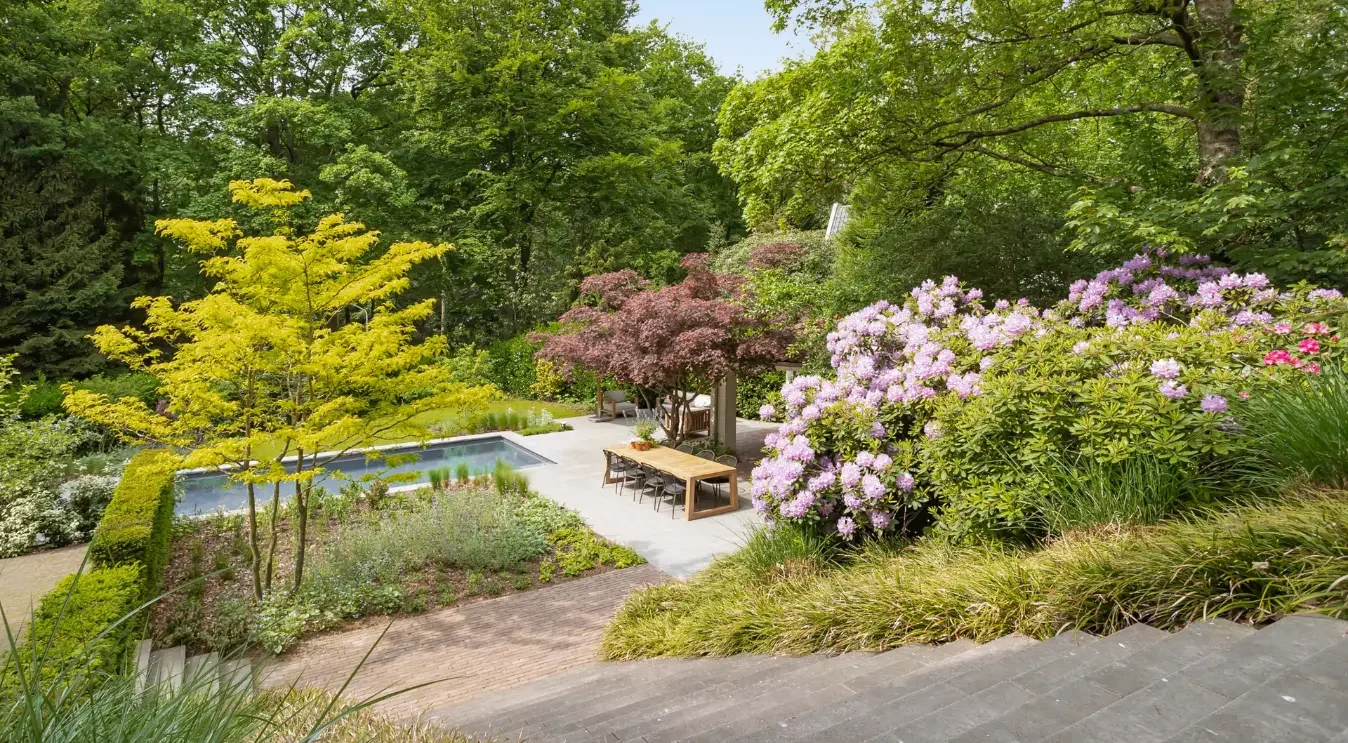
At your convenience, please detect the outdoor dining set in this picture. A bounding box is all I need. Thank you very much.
[601,443,740,520]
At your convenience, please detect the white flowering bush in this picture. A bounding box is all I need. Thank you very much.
[750,248,1348,540]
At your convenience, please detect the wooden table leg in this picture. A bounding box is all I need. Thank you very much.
[685,476,696,520]
[728,472,738,511]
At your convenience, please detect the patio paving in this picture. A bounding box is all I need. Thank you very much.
[513,414,772,578]
[261,563,665,719]
[0,543,89,634]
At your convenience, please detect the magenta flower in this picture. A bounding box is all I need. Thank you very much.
[1264,349,1293,366]
[1272,322,1293,335]
[1200,394,1228,413]
[1299,338,1321,354]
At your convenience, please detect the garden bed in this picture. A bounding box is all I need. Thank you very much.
[602,494,1348,659]
[152,473,642,656]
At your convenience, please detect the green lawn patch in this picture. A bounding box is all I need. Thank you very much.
[602,494,1348,659]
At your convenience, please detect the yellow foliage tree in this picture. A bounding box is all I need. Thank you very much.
[66,179,492,596]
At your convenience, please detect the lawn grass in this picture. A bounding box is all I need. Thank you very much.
[252,398,588,460]
[602,493,1348,659]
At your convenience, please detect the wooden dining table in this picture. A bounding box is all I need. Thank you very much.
[602,443,738,520]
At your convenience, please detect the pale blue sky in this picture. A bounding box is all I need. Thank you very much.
[632,0,808,78]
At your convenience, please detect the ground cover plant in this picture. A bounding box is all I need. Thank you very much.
[152,468,642,655]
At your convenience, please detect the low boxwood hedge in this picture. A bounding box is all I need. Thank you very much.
[5,449,177,684]
[89,449,178,598]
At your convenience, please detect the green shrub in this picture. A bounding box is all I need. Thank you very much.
[17,379,65,419]
[88,449,178,598]
[487,331,597,403]
[5,564,143,683]
[16,373,159,420]
[603,496,1348,658]
[736,371,785,419]
[1237,365,1348,489]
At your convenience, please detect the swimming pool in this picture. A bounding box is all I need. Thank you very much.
[176,435,554,515]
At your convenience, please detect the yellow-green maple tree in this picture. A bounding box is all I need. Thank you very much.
[67,179,492,595]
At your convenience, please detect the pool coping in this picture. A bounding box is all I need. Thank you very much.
[175,430,554,476]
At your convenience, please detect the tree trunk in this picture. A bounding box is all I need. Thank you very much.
[291,452,308,592]
[247,481,262,601]
[1191,0,1245,182]
[264,479,282,591]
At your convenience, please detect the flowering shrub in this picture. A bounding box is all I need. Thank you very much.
[750,248,1348,540]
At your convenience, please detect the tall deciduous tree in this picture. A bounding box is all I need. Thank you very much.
[65,179,491,596]
[537,255,790,446]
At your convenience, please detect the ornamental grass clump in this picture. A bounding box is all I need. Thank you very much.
[602,495,1348,659]
[749,247,1348,541]
[1237,364,1348,489]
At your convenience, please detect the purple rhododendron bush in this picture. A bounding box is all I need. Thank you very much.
[750,249,1348,541]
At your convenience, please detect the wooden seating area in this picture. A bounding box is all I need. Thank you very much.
[601,443,738,520]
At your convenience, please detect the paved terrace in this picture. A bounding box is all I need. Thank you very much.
[513,415,772,578]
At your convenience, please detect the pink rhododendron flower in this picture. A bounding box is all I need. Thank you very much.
[1307,362,1322,375]
[1159,381,1188,399]
[1299,338,1321,354]
[1264,350,1293,365]
[758,403,776,420]
[1200,395,1228,413]
[1304,322,1329,335]
[1150,358,1182,379]
[869,511,892,530]
[1272,322,1293,335]
[837,516,856,538]
[896,472,915,491]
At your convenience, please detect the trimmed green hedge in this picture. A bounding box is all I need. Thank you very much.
[9,565,143,680]
[5,449,177,684]
[89,449,177,598]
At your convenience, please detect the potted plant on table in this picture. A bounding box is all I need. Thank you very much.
[632,420,658,451]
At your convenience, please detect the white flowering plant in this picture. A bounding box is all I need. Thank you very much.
[750,248,1348,541]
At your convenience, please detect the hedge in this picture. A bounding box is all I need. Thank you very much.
[7,564,143,682]
[5,449,177,684]
[89,449,178,598]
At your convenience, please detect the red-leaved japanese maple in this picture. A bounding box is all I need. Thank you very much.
[536,255,791,445]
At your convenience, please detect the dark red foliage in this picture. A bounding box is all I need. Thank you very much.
[537,255,793,440]
[747,242,806,270]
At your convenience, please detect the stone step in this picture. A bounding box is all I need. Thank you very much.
[133,639,154,693]
[526,655,811,741]
[1164,633,1348,743]
[949,621,1253,743]
[609,652,868,743]
[184,651,221,694]
[149,645,186,693]
[878,625,1166,743]
[219,658,253,691]
[685,643,970,743]
[730,634,1039,743]
[431,617,1348,743]
[1046,616,1348,743]
[651,647,938,743]
[450,658,713,734]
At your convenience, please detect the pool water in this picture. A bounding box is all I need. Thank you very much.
[176,436,553,515]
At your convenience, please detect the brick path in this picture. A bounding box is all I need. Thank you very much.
[260,564,665,719]
[0,544,89,633]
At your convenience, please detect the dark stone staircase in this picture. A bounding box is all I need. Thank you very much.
[427,616,1348,742]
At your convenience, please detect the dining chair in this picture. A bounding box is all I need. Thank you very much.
[696,450,715,459]
[704,454,738,505]
[676,442,697,454]
[637,465,663,505]
[661,473,687,518]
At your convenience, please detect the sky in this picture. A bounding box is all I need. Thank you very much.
[631,0,809,78]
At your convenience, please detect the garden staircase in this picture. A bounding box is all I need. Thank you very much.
[428,615,1348,742]
[133,639,254,695]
